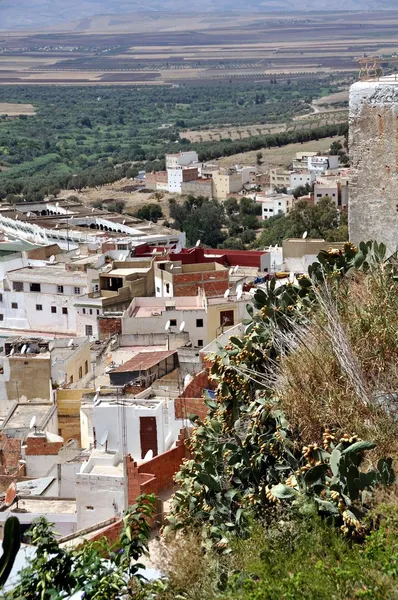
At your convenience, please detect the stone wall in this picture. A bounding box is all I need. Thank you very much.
[349,80,398,252]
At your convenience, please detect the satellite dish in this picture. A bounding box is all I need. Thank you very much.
[122,220,126,225]
[29,416,36,430]
[55,224,59,229]
[4,482,17,507]
[195,239,201,247]
[55,202,59,207]
[92,207,95,212]
[49,255,55,263]
[9,348,14,357]
[229,267,234,276]
[21,345,27,355]
[99,430,108,446]
[179,321,185,332]
[75,249,81,256]
[143,449,153,462]
[236,283,243,294]
[68,339,74,347]
[93,394,98,403]
[234,265,239,273]
[224,289,230,299]
[170,264,174,270]
[119,253,124,260]
[237,288,243,300]
[302,231,308,239]
[96,386,101,393]
[15,215,18,220]
[165,320,171,331]
[111,338,117,346]
[289,272,295,283]
[27,212,31,217]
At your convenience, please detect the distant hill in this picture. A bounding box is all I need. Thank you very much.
[0,0,398,31]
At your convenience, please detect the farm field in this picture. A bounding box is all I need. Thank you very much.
[0,102,35,115]
[215,136,343,169]
[2,10,398,85]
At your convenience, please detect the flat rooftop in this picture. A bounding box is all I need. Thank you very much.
[7,266,87,286]
[13,498,76,514]
[3,404,52,430]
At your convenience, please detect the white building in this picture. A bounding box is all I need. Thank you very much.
[1,266,89,334]
[308,155,339,174]
[289,170,315,190]
[255,193,294,220]
[165,151,199,169]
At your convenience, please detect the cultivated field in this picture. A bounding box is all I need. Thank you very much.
[0,102,35,115]
[215,136,343,169]
[2,10,398,85]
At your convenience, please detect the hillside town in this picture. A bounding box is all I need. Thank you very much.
[0,132,351,549]
[4,41,398,594]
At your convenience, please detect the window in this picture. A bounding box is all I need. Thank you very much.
[11,302,18,309]
[62,307,68,315]
[74,287,81,295]
[85,325,93,336]
[84,360,88,375]
[278,202,282,206]
[0,293,2,302]
[82,308,86,314]
[196,318,204,327]
[220,310,234,327]
[156,287,160,293]
[97,309,100,315]
[0,314,3,321]
[30,283,41,292]
[198,339,203,347]
[118,244,128,250]
[13,282,23,292]
[170,319,177,327]
[51,306,56,314]
[79,366,83,379]
[57,285,64,294]
[36,304,43,311]
[89,309,93,315]
[269,208,274,212]
[165,283,170,294]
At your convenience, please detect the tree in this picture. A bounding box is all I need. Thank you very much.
[256,151,263,165]
[219,237,245,250]
[170,196,226,248]
[4,495,156,599]
[225,197,239,216]
[135,203,163,223]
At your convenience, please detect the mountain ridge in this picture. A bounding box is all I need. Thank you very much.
[0,0,397,31]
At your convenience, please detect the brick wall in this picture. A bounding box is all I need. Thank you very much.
[174,369,212,420]
[89,519,123,545]
[126,429,188,507]
[0,433,22,474]
[174,270,229,297]
[25,436,63,456]
[98,316,122,340]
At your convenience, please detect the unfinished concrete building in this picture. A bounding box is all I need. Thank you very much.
[349,76,398,252]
